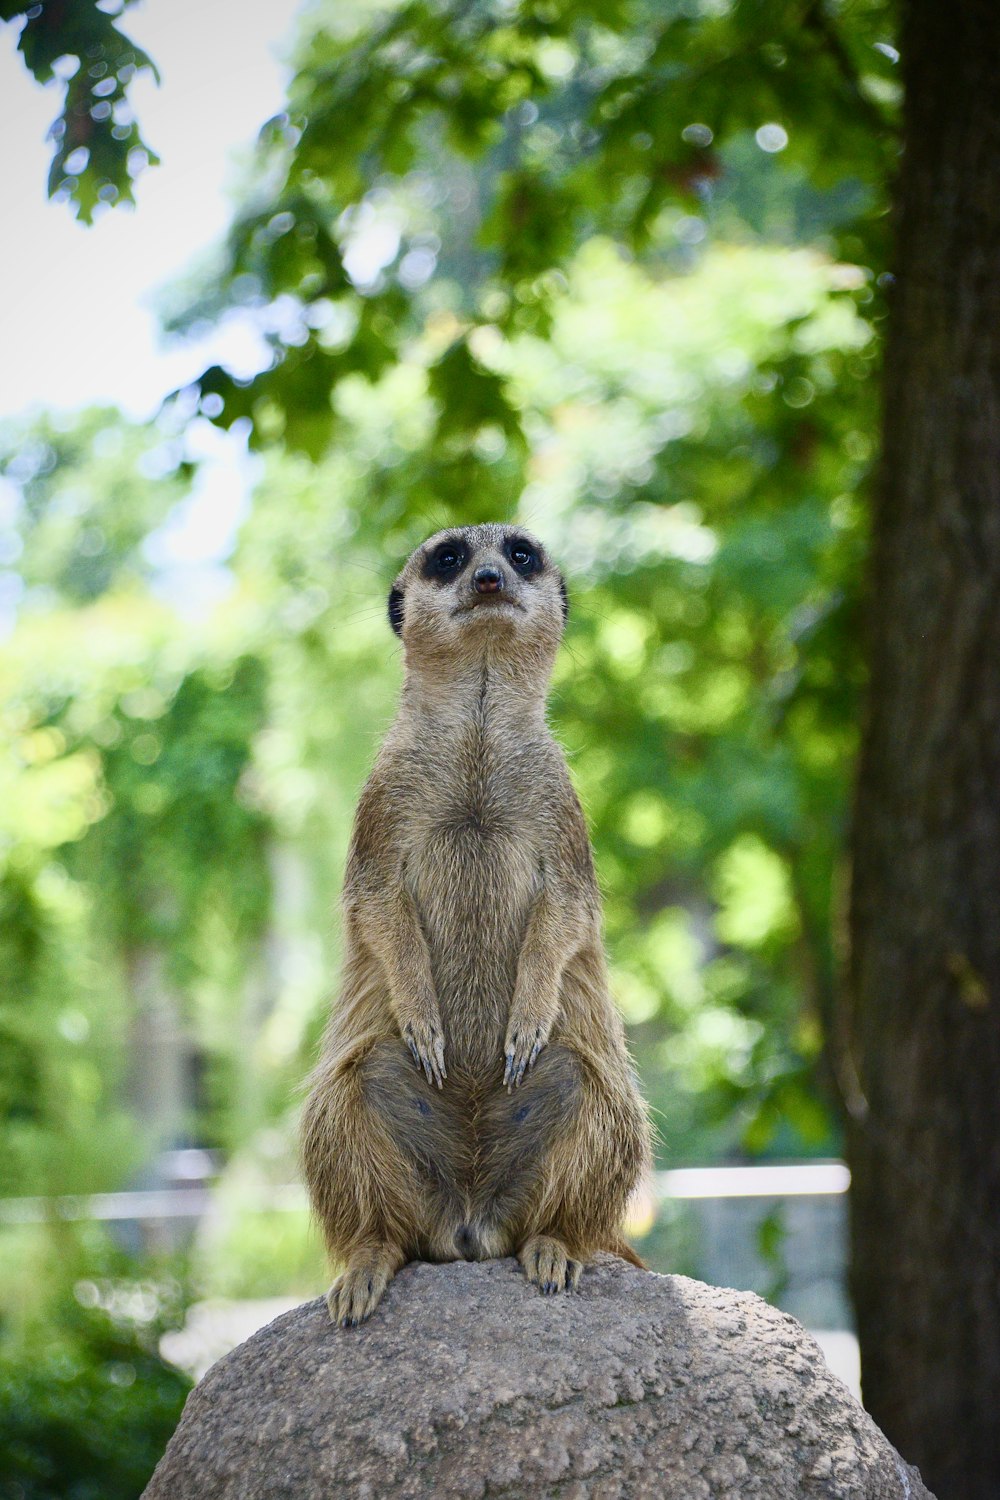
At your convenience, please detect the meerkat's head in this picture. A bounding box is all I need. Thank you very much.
[388,523,567,678]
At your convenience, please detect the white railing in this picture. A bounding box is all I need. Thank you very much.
[656,1162,849,1199]
[0,1162,849,1224]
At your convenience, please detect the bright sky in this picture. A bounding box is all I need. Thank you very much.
[0,0,303,595]
[0,0,302,419]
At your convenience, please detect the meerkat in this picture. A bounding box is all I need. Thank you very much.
[301,523,651,1326]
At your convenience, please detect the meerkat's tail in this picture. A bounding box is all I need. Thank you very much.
[604,1235,647,1269]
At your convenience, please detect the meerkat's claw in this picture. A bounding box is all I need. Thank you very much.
[503,1025,546,1090]
[519,1234,579,1294]
[402,1019,447,1089]
[326,1249,398,1327]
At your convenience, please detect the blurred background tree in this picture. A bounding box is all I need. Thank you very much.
[4,1,999,1497]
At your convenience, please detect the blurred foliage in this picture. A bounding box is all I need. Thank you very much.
[0,1228,190,1500]
[3,0,160,222]
[163,0,896,466]
[0,239,869,1211]
[0,407,190,604]
[0,0,897,1201]
[0,2,901,1474]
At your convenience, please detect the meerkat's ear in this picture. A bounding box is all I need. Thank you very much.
[558,575,569,623]
[388,585,404,636]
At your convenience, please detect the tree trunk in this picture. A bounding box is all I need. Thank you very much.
[126,946,189,1160]
[847,2,1000,1496]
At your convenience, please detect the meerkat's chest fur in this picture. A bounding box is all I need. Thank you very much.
[398,681,552,1068]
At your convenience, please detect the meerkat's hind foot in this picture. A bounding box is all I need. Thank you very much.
[518,1234,582,1296]
[326,1244,402,1328]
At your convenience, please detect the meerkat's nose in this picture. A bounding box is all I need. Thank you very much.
[473,566,504,593]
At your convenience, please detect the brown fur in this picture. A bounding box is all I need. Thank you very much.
[301,523,652,1325]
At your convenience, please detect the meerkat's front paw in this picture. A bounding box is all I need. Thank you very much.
[402,1017,447,1089]
[326,1247,400,1328]
[503,1020,548,1089]
[519,1234,582,1295]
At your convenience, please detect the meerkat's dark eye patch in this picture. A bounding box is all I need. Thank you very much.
[506,537,542,576]
[424,539,468,581]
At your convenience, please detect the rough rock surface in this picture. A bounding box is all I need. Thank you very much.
[143,1256,933,1500]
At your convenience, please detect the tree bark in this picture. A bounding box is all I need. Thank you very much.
[847,2,1000,1496]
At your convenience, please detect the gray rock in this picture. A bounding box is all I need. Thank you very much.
[143,1256,933,1499]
